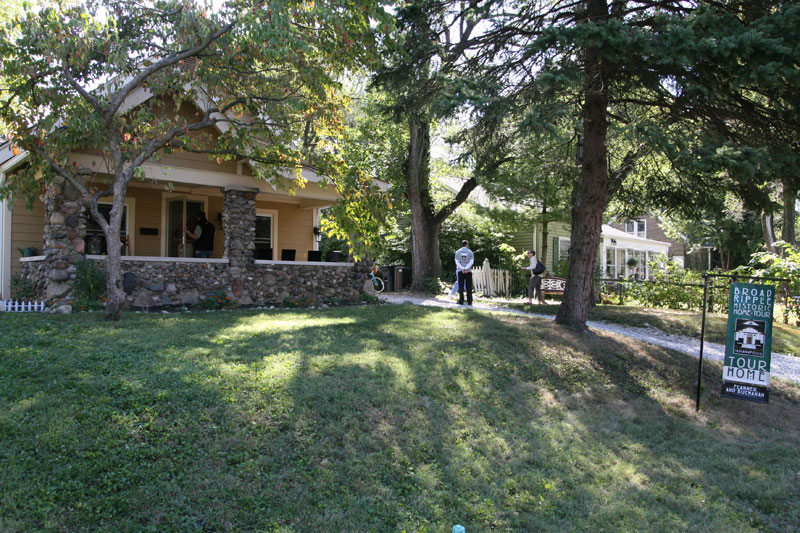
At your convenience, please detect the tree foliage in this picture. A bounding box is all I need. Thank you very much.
[0,0,389,318]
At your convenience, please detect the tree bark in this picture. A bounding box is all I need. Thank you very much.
[761,210,776,253]
[406,117,442,289]
[556,0,609,331]
[782,176,796,248]
[410,219,443,288]
[103,181,128,320]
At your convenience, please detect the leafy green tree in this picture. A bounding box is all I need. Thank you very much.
[485,115,577,268]
[371,0,514,290]
[475,0,798,330]
[746,242,800,324]
[617,1,800,253]
[0,0,388,319]
[659,195,763,271]
[320,89,406,260]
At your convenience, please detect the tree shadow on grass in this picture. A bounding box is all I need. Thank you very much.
[1,307,798,530]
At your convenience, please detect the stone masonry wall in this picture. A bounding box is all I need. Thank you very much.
[19,260,47,299]
[79,259,370,309]
[223,186,257,272]
[43,176,87,313]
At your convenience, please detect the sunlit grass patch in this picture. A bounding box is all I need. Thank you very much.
[1,306,798,531]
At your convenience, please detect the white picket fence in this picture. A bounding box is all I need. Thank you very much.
[0,299,46,312]
[472,258,512,297]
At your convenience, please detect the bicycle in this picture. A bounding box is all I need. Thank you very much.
[369,268,385,293]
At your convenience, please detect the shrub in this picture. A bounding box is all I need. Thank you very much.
[283,294,321,308]
[422,277,447,295]
[73,259,106,311]
[612,260,732,312]
[10,275,36,301]
[360,292,380,304]
[740,241,800,324]
[203,290,234,310]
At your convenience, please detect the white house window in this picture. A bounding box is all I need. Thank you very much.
[625,219,646,238]
[605,247,660,279]
[558,237,570,262]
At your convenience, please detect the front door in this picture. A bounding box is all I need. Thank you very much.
[167,197,204,257]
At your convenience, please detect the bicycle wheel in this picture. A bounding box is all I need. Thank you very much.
[372,276,385,293]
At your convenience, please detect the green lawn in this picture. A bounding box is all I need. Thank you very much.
[493,299,800,357]
[1,305,799,531]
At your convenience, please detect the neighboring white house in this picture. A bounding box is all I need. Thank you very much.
[599,224,672,279]
[511,221,671,279]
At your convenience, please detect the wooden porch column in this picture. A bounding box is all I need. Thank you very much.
[43,175,87,313]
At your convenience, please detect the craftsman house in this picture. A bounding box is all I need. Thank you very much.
[0,96,384,311]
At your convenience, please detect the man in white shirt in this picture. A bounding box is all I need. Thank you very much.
[454,240,474,305]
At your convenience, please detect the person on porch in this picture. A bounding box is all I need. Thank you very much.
[186,211,216,258]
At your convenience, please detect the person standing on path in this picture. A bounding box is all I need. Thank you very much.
[455,240,474,305]
[186,211,216,258]
[522,250,545,305]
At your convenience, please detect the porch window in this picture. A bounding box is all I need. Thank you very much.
[606,247,654,279]
[254,213,273,260]
[86,204,128,255]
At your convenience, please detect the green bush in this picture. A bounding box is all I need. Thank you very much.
[203,290,234,310]
[422,277,447,295]
[10,275,36,301]
[741,241,800,324]
[73,259,106,311]
[616,260,730,311]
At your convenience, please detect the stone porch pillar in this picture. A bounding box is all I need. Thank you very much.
[222,185,257,304]
[43,176,87,313]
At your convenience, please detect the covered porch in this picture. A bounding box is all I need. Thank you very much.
[3,152,372,310]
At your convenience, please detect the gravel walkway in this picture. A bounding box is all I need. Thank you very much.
[378,293,800,384]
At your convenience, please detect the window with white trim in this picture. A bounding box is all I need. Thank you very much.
[254,215,273,259]
[625,219,646,238]
[558,237,570,262]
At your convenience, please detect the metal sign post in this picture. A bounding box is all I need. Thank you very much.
[695,273,789,411]
[696,274,710,411]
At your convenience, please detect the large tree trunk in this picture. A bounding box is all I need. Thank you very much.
[410,219,443,288]
[405,117,444,289]
[782,176,797,247]
[556,0,609,330]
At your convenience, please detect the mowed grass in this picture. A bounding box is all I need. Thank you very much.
[1,305,799,531]
[496,300,800,357]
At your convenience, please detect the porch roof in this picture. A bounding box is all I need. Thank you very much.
[601,224,671,250]
[19,255,355,268]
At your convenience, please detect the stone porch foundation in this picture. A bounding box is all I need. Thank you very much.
[22,257,371,310]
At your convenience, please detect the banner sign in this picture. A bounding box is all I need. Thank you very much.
[721,283,774,403]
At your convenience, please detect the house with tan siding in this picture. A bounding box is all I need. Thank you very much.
[0,97,386,310]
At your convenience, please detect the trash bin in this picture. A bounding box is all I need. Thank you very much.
[393,268,403,292]
[394,266,411,290]
[380,265,396,292]
[401,267,412,289]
